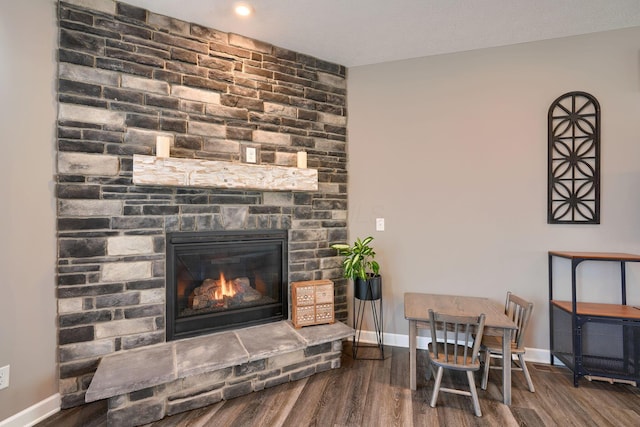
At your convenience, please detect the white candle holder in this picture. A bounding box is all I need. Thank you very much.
[156,136,171,158]
[297,151,307,168]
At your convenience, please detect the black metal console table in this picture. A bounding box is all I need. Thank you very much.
[548,251,640,386]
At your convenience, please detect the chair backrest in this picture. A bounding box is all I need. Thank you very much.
[428,309,486,366]
[504,292,534,350]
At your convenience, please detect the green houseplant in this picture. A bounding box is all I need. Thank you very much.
[332,236,381,300]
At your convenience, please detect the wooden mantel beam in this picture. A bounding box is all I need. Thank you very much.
[132,154,318,192]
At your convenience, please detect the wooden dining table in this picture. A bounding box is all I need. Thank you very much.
[404,292,518,405]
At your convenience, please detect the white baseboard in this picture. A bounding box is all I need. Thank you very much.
[0,394,60,427]
[353,330,553,364]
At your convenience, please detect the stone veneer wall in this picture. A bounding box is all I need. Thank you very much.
[56,0,348,408]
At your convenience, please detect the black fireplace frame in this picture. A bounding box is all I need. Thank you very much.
[165,229,288,341]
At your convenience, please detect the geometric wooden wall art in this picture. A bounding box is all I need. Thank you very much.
[547,91,600,224]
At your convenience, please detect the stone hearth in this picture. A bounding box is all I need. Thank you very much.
[86,321,353,427]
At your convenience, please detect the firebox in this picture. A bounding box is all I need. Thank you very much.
[166,230,288,341]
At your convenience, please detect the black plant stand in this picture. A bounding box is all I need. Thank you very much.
[352,278,384,360]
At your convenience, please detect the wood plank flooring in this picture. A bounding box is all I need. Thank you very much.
[36,344,640,427]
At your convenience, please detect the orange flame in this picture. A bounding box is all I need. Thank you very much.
[213,273,236,299]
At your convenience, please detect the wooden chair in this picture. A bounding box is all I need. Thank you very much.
[427,309,486,417]
[480,291,535,392]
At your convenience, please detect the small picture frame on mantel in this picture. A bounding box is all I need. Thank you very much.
[241,144,261,164]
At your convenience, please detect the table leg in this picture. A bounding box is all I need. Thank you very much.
[502,328,512,405]
[410,319,417,390]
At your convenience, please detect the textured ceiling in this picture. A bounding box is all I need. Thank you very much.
[123,0,640,67]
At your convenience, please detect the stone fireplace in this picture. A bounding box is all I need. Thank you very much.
[56,0,348,409]
[166,229,288,340]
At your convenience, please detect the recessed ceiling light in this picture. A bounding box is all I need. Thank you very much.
[234,3,253,17]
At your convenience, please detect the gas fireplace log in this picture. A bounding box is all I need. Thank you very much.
[234,277,262,302]
[191,276,262,309]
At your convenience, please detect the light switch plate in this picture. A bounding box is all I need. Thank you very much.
[376,218,385,231]
[0,365,9,390]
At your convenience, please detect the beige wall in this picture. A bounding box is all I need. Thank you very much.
[0,0,58,421]
[347,26,640,349]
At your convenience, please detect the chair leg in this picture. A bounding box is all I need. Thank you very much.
[481,351,491,390]
[427,363,436,382]
[466,370,482,417]
[518,354,535,392]
[430,366,444,408]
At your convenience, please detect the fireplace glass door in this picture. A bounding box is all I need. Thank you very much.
[166,230,288,340]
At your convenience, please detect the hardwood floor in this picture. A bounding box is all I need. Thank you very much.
[37,344,640,426]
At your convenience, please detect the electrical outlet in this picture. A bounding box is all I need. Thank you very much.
[0,365,9,390]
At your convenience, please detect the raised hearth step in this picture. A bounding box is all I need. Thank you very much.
[85,320,353,403]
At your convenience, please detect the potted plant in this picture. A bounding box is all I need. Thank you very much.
[331,236,382,300]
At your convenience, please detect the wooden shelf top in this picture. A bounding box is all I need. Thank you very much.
[549,251,640,262]
[551,300,640,320]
